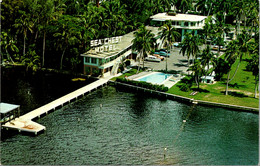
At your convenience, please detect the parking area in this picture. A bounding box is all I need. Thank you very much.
[142,44,225,74]
[143,47,189,74]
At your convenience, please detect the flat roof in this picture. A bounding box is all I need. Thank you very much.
[81,26,161,59]
[150,13,207,22]
[0,103,20,114]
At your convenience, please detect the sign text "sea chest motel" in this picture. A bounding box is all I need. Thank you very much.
[90,36,122,53]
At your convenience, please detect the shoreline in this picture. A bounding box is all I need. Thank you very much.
[110,80,259,113]
[2,66,258,113]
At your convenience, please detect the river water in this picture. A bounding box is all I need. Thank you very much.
[1,68,259,165]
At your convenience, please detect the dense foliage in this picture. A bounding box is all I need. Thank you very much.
[1,0,259,81]
[1,0,172,71]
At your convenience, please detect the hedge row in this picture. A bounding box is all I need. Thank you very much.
[116,77,169,92]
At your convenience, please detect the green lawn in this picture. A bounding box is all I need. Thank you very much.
[168,58,259,109]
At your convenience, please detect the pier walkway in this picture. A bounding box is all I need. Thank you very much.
[2,78,110,135]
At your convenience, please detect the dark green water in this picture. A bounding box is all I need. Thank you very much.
[1,69,259,165]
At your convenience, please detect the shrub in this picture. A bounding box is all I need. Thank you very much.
[115,78,168,92]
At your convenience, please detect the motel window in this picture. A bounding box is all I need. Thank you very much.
[91,58,97,64]
[99,59,105,65]
[85,57,90,63]
[184,22,189,27]
[176,21,180,25]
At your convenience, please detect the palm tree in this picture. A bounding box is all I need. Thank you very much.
[175,0,192,13]
[159,20,180,72]
[202,16,214,44]
[200,45,215,78]
[211,20,230,55]
[195,0,210,15]
[188,61,204,89]
[247,4,259,38]
[180,31,201,66]
[224,30,252,95]
[1,31,19,64]
[38,0,57,67]
[53,15,81,70]
[232,1,244,36]
[13,11,34,57]
[224,40,238,95]
[132,25,155,73]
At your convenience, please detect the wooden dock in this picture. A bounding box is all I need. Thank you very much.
[2,78,109,135]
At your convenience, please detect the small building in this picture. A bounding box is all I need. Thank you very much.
[0,103,20,124]
[201,76,215,84]
[150,13,208,41]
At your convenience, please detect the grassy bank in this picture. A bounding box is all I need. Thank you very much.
[168,58,259,109]
[111,60,259,110]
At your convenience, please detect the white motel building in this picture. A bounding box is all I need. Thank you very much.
[81,27,160,77]
[150,13,208,41]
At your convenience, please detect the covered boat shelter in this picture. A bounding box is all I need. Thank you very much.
[0,102,20,124]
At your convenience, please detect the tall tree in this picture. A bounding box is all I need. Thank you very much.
[180,31,201,66]
[38,0,56,67]
[224,30,252,96]
[202,16,213,44]
[132,25,154,73]
[53,15,81,70]
[188,61,204,89]
[159,20,180,72]
[200,45,215,78]
[224,40,239,95]
[13,11,34,57]
[1,31,19,64]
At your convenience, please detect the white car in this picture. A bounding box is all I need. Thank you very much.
[145,56,161,62]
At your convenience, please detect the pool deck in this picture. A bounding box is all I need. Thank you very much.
[128,71,183,88]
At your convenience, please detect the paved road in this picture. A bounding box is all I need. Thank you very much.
[143,47,189,74]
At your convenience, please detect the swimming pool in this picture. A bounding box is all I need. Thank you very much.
[136,72,172,84]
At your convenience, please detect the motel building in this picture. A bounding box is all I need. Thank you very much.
[81,27,160,77]
[150,13,208,41]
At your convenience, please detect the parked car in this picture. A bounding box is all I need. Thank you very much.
[212,45,226,51]
[153,54,165,61]
[159,51,170,57]
[173,42,181,47]
[160,48,170,53]
[145,56,161,62]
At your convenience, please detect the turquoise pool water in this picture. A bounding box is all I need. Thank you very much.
[137,72,172,84]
